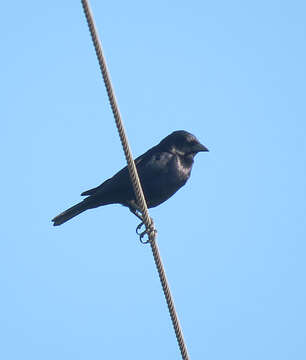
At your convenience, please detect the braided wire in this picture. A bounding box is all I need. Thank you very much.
[81,1,190,358]
[81,0,152,231]
[150,240,190,359]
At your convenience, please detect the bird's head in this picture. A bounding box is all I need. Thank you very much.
[159,130,209,159]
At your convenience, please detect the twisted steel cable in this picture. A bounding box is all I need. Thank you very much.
[81,1,190,358]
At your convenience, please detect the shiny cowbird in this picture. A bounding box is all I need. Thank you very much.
[52,130,208,226]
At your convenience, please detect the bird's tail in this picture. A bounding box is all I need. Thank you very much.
[52,200,91,226]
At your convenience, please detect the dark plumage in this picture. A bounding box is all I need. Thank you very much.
[52,130,208,226]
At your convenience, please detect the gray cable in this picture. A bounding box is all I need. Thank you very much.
[81,1,190,358]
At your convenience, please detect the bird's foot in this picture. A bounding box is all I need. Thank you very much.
[136,221,144,235]
[136,218,157,244]
[129,206,157,243]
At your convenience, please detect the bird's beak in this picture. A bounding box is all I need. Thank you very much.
[194,142,209,152]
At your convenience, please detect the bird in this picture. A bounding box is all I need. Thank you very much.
[52,130,208,226]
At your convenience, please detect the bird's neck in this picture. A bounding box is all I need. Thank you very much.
[180,153,194,167]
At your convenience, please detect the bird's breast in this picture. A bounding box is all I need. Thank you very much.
[172,155,193,183]
[141,154,192,208]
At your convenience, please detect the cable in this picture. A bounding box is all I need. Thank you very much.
[81,1,190,358]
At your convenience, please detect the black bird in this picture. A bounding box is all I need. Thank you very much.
[52,130,208,226]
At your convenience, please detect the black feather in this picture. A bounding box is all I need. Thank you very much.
[52,130,208,226]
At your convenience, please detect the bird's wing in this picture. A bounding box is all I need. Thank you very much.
[80,145,163,197]
[136,150,173,180]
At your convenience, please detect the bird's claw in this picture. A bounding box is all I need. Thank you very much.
[136,222,144,235]
[136,218,157,244]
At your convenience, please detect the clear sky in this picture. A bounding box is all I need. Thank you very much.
[1,1,305,359]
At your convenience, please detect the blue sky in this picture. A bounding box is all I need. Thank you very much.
[1,1,306,359]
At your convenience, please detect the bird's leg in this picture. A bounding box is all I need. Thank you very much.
[129,206,144,221]
[129,206,145,232]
